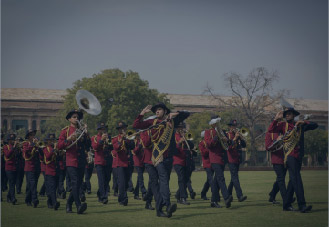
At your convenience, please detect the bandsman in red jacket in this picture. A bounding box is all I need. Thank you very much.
[23,129,40,208]
[92,122,111,204]
[58,109,87,214]
[132,132,147,200]
[133,103,189,218]
[199,130,213,201]
[173,122,190,205]
[204,115,233,209]
[43,133,60,210]
[111,121,134,206]
[139,128,156,211]
[3,133,19,205]
[226,120,247,202]
[268,108,318,213]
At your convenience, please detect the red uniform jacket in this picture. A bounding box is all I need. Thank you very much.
[199,140,211,169]
[267,120,313,159]
[133,115,169,159]
[173,133,186,166]
[204,128,225,165]
[23,141,39,172]
[226,131,240,164]
[39,151,46,172]
[44,146,57,176]
[265,131,284,165]
[140,130,153,165]
[92,134,107,166]
[111,135,129,167]
[111,150,118,168]
[58,125,79,168]
[132,139,144,167]
[3,144,17,171]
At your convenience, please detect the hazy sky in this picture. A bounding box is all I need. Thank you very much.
[2,0,328,100]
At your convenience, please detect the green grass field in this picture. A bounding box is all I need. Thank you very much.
[1,170,328,227]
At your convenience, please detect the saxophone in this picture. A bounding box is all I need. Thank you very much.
[215,125,229,151]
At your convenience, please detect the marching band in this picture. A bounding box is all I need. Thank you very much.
[0,97,319,217]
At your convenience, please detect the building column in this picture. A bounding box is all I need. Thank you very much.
[36,118,41,131]
[28,117,33,130]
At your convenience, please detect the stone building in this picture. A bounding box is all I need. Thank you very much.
[1,88,328,132]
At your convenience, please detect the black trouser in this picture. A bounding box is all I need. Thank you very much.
[6,170,17,202]
[84,165,94,192]
[134,166,147,197]
[227,163,243,198]
[66,170,72,192]
[211,163,229,202]
[105,163,112,195]
[127,165,134,191]
[39,172,46,195]
[78,166,85,199]
[269,164,293,209]
[112,168,118,193]
[286,156,306,209]
[96,165,109,200]
[66,166,82,208]
[155,158,172,211]
[15,166,24,193]
[186,166,194,194]
[145,164,158,204]
[45,175,58,206]
[174,164,188,199]
[1,166,8,192]
[117,167,129,203]
[57,169,66,195]
[201,168,214,198]
[25,171,38,204]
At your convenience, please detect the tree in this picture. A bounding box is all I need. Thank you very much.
[304,129,328,166]
[43,69,170,137]
[205,67,286,165]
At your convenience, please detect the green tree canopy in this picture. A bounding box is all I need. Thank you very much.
[43,69,170,137]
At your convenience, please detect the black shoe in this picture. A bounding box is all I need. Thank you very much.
[80,195,86,202]
[39,193,45,197]
[66,204,73,213]
[26,202,32,207]
[119,199,128,206]
[272,200,280,205]
[134,196,141,200]
[166,204,177,218]
[77,203,87,214]
[211,202,222,208]
[179,198,190,205]
[190,192,196,199]
[12,199,17,205]
[283,206,297,212]
[128,188,134,192]
[102,199,108,204]
[17,191,21,194]
[33,200,39,208]
[201,196,209,200]
[87,191,91,194]
[145,203,155,210]
[54,202,60,210]
[238,195,247,202]
[157,210,168,218]
[225,195,233,208]
[300,205,312,213]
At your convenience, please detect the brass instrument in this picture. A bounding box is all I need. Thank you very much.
[215,124,229,150]
[186,131,193,141]
[67,90,102,149]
